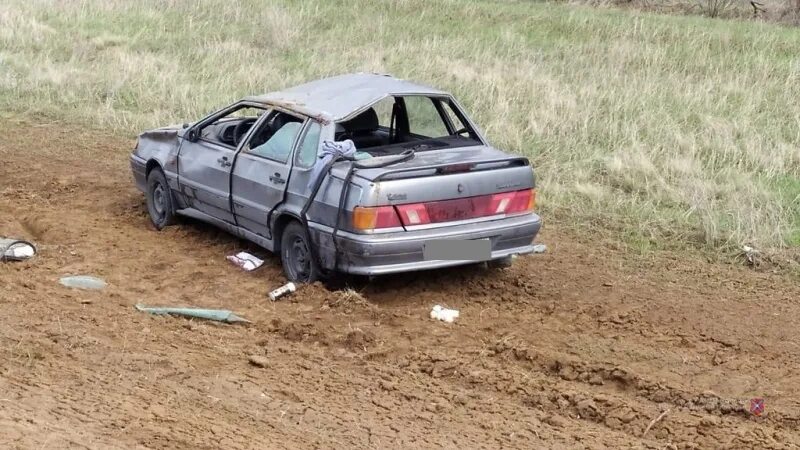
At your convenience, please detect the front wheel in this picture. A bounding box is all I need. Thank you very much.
[146,167,176,230]
[280,221,322,283]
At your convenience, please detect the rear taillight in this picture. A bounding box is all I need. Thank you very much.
[394,189,535,227]
[352,206,402,230]
[527,189,537,211]
[395,203,430,225]
[500,188,534,214]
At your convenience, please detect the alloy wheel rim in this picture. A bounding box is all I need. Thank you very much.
[153,183,166,218]
[290,236,310,280]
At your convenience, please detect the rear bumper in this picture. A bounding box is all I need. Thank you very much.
[309,213,542,276]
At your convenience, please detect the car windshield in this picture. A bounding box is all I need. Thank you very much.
[334,95,481,156]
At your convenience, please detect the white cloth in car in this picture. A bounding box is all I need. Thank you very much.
[308,139,357,190]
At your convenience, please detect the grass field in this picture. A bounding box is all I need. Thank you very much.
[1,0,798,253]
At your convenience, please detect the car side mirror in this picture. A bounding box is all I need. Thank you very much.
[186,128,199,142]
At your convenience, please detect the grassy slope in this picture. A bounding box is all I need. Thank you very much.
[1,0,798,252]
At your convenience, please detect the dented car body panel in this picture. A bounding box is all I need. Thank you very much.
[130,73,542,277]
[130,125,185,194]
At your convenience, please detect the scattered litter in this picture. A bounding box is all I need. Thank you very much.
[269,282,296,301]
[749,397,765,416]
[59,275,107,290]
[0,238,36,261]
[532,244,547,254]
[226,251,264,271]
[430,305,459,323]
[135,304,250,323]
[742,245,760,266]
[248,355,269,368]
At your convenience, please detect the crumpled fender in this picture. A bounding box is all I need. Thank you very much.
[133,124,186,188]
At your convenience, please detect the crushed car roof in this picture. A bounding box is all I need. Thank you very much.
[244,73,449,122]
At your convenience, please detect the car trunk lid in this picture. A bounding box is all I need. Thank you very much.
[348,146,535,204]
[341,146,536,231]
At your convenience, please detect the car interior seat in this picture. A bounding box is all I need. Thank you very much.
[337,108,386,149]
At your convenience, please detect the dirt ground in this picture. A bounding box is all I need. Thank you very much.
[1,119,799,449]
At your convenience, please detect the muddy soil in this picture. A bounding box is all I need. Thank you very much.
[1,120,799,449]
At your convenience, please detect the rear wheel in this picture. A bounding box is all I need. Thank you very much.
[146,167,176,230]
[280,221,322,283]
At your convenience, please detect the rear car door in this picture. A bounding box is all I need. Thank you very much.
[231,110,306,237]
[178,103,266,223]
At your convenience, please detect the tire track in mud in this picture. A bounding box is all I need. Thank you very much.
[264,297,798,450]
[265,258,800,448]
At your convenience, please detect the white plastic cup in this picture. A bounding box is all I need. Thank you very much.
[269,282,296,301]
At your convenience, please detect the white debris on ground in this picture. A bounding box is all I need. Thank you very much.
[430,305,459,323]
[742,245,760,266]
[532,244,547,254]
[269,282,297,301]
[0,238,36,261]
[59,275,107,290]
[226,251,264,271]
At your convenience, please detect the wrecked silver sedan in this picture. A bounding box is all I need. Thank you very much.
[130,73,542,282]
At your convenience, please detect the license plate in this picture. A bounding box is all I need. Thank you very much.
[423,239,491,261]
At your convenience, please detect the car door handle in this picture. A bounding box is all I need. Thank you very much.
[217,156,232,167]
[268,172,286,185]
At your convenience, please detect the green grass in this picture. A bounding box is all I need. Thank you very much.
[774,175,800,246]
[1,0,798,253]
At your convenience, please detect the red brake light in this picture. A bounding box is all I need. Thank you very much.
[396,203,430,225]
[489,191,516,215]
[507,189,534,213]
[394,189,534,227]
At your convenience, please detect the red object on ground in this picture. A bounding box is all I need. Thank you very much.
[750,398,765,416]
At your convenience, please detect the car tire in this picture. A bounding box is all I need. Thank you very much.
[280,221,322,283]
[487,256,514,269]
[146,167,177,230]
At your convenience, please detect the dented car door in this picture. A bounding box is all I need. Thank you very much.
[230,111,306,237]
[178,104,266,223]
[178,137,236,223]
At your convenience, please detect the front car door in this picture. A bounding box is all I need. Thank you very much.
[178,103,267,223]
[231,109,307,237]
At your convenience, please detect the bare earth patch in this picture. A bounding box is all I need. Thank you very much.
[1,121,799,448]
